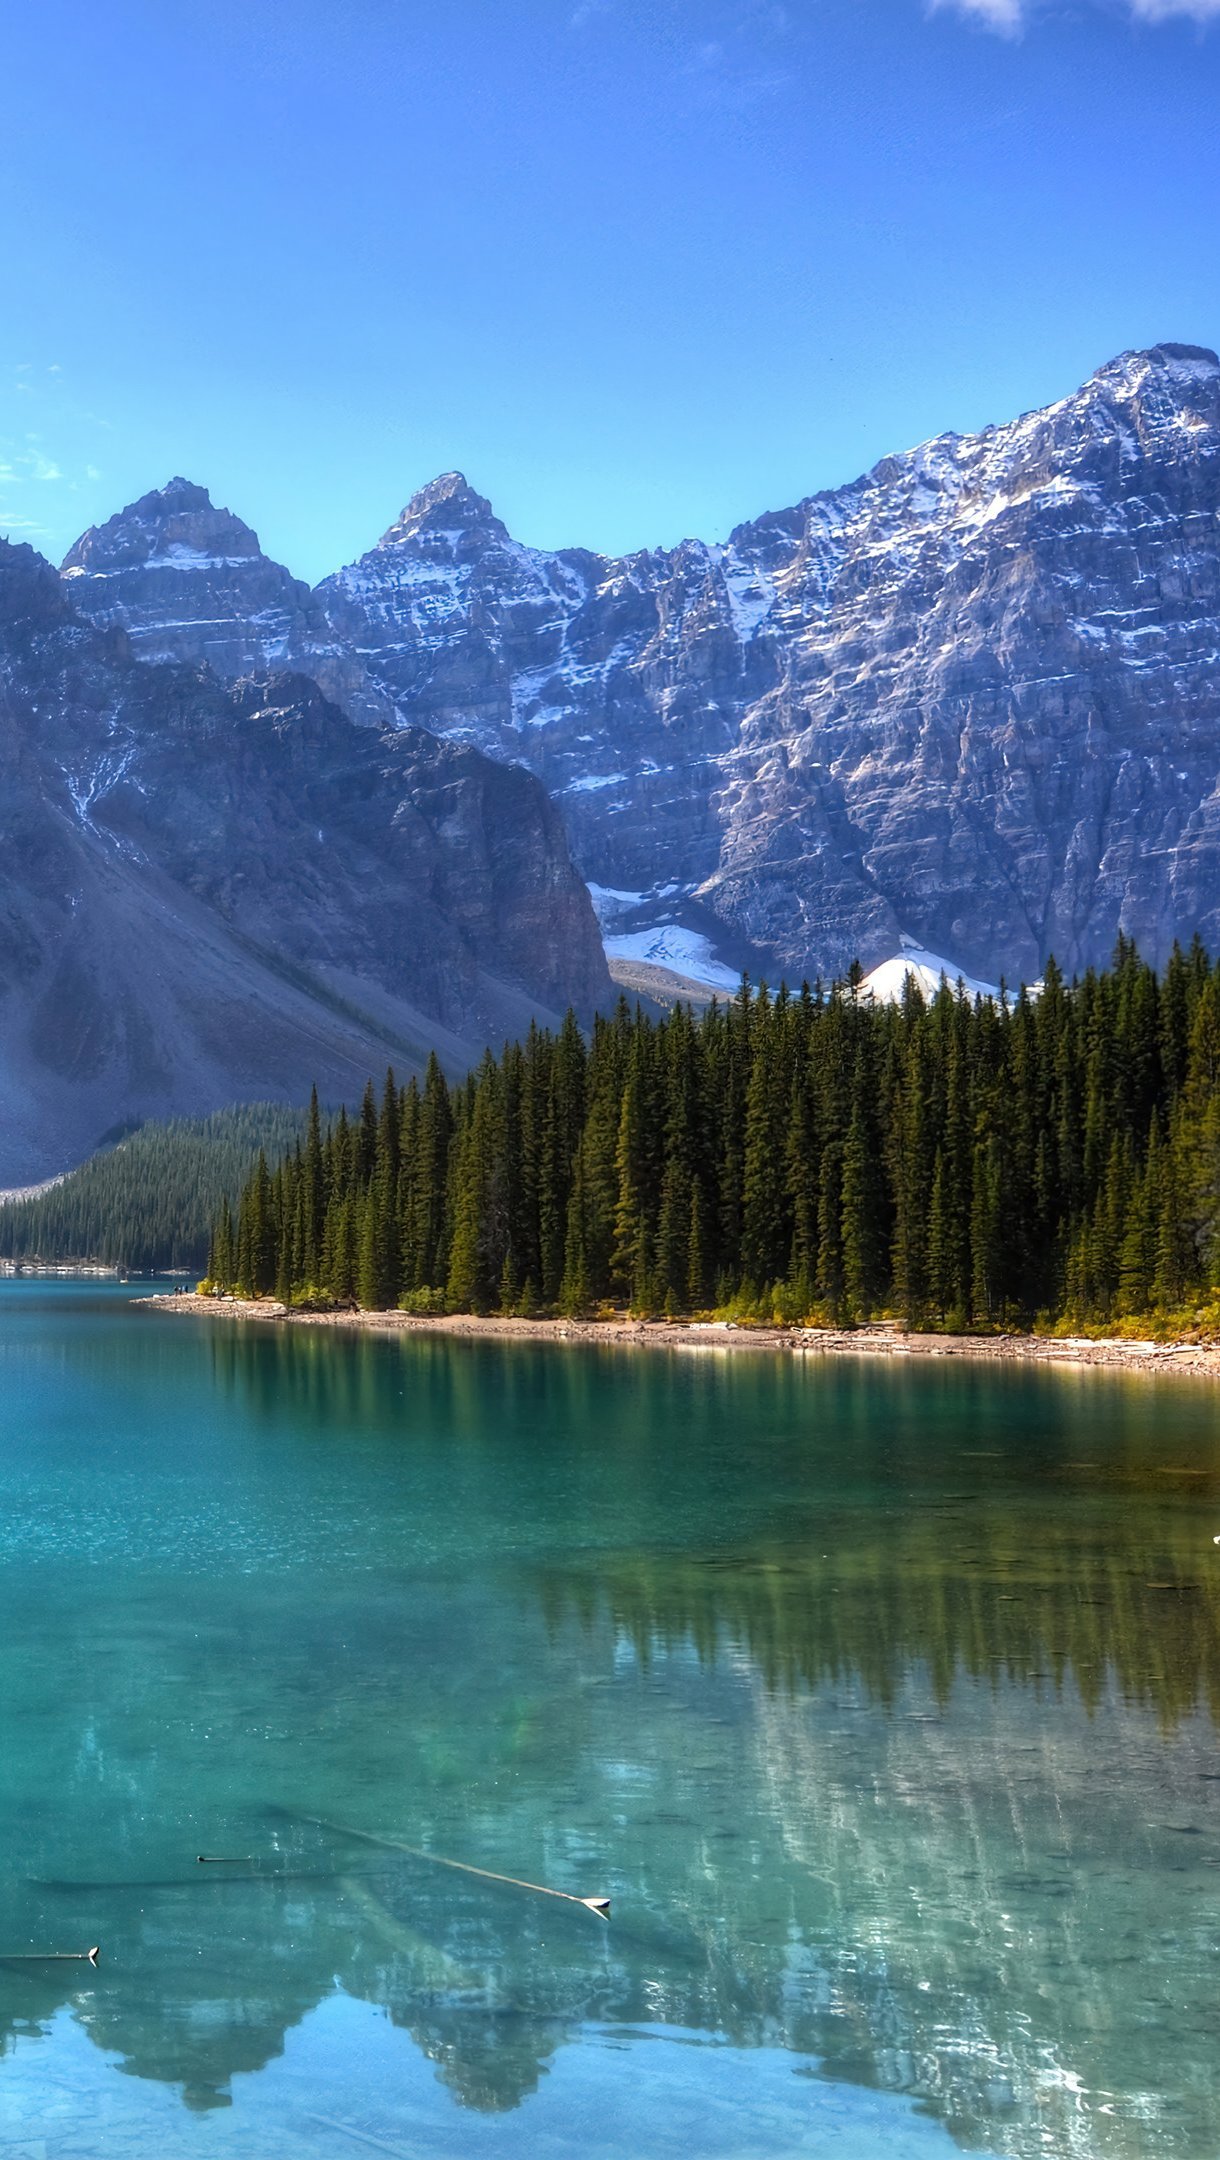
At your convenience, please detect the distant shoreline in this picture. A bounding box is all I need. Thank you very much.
[146,1294,1220,1379]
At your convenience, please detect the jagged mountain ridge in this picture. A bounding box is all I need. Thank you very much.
[0,538,608,1181]
[61,342,1220,983]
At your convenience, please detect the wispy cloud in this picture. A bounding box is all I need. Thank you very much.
[569,0,798,97]
[934,0,1024,30]
[1126,0,1220,17]
[935,0,1220,31]
[25,450,63,483]
[0,436,77,542]
[677,1,797,106]
[1,364,107,550]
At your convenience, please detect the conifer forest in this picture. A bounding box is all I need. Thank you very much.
[209,943,1220,1332]
[0,1105,305,1273]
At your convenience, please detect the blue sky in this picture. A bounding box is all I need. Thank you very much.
[1,0,1218,583]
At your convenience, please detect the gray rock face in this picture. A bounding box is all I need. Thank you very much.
[61,478,394,725]
[63,344,1220,983]
[709,341,1220,983]
[316,472,747,908]
[0,539,608,1180]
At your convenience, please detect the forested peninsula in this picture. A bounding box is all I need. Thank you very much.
[206,942,1220,1337]
[0,1105,304,1273]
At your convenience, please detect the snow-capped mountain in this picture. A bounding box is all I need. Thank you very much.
[61,343,1220,986]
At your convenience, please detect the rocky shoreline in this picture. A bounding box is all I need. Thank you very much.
[146,1295,1220,1379]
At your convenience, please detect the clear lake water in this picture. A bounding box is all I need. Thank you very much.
[0,1280,1218,2159]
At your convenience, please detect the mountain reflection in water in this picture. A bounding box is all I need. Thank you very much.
[1,1289,1218,2159]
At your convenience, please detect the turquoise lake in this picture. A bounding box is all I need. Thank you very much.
[0,1281,1218,2159]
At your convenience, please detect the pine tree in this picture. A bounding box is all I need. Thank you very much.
[816,1140,845,1319]
[927,1150,954,1325]
[357,1156,398,1311]
[244,1152,277,1296]
[445,1055,506,1314]
[612,1064,653,1311]
[397,1080,422,1292]
[332,1195,358,1303]
[969,1139,1002,1325]
[559,1143,592,1317]
[580,1025,625,1301]
[301,1085,325,1285]
[890,1027,932,1325]
[274,1165,294,1306]
[840,1054,887,1318]
[1154,1115,1195,1309]
[741,1007,790,1289]
[356,1078,379,1187]
[413,1055,453,1289]
[208,1197,234,1287]
[785,1061,820,1289]
[1117,1124,1159,1315]
[686,1177,709,1311]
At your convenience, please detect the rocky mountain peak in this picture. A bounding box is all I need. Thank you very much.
[61,478,266,576]
[61,482,397,728]
[57,479,318,683]
[1060,343,1220,444]
[1088,341,1219,389]
[150,474,214,510]
[379,471,508,550]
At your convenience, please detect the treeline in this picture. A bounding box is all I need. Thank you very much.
[210,940,1220,1330]
[0,1104,305,1272]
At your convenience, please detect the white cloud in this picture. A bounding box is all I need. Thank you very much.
[679,4,796,102]
[1127,0,1220,16]
[734,1,794,31]
[934,0,1220,27]
[935,0,1024,27]
[0,441,74,511]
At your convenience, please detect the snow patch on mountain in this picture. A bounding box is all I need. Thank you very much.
[716,547,776,643]
[588,881,742,990]
[603,923,742,992]
[586,882,647,925]
[860,947,1001,1004]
